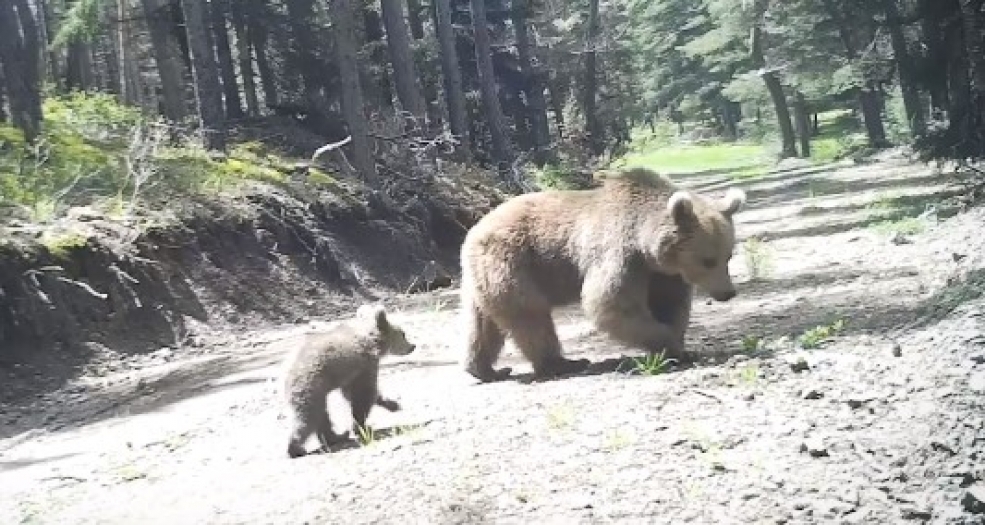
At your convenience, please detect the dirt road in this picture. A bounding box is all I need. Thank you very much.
[3,152,985,524]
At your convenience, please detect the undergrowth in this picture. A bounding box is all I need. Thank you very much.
[0,92,345,224]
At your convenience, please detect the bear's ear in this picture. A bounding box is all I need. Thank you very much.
[668,191,694,224]
[356,303,389,330]
[719,188,746,217]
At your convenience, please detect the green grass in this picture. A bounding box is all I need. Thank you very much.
[612,142,769,176]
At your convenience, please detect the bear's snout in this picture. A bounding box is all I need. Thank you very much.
[711,289,737,302]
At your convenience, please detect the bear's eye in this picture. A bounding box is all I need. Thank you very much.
[702,258,717,269]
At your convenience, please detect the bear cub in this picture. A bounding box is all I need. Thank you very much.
[281,303,416,458]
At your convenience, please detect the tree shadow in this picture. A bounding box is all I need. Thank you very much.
[0,452,83,473]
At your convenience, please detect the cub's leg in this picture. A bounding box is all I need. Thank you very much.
[375,394,402,412]
[341,364,382,435]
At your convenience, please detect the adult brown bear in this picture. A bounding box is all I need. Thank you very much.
[458,167,746,383]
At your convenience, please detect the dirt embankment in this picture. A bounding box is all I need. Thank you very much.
[0,167,507,404]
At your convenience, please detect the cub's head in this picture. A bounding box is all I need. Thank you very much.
[662,187,746,302]
[356,303,416,356]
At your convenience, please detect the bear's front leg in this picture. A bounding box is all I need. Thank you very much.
[647,271,694,360]
[583,264,679,355]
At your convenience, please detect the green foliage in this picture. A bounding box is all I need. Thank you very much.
[798,319,845,349]
[0,94,341,224]
[52,0,107,48]
[621,350,676,376]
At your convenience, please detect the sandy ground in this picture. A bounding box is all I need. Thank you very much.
[2,151,985,524]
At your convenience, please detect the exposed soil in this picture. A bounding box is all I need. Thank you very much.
[3,150,985,524]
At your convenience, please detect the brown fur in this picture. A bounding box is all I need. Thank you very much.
[459,167,745,383]
[281,304,415,458]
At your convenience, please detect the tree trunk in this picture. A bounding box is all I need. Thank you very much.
[821,0,888,148]
[35,0,56,89]
[326,0,377,183]
[720,98,738,141]
[230,0,260,116]
[945,20,972,130]
[248,9,278,109]
[361,8,394,110]
[140,0,188,121]
[210,0,243,119]
[380,0,427,126]
[116,0,143,106]
[918,0,948,115]
[432,0,470,159]
[180,0,227,151]
[793,91,811,158]
[66,40,93,91]
[470,0,515,173]
[748,5,797,158]
[0,0,42,141]
[0,68,6,122]
[406,0,441,129]
[547,78,567,139]
[882,0,926,136]
[858,87,888,147]
[958,0,985,132]
[512,0,554,165]
[582,0,605,156]
[284,0,329,111]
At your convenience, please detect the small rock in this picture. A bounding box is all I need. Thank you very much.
[800,437,829,457]
[801,387,824,400]
[970,354,985,366]
[845,395,873,409]
[890,231,913,245]
[900,506,933,520]
[953,252,967,262]
[962,485,985,514]
[788,356,811,373]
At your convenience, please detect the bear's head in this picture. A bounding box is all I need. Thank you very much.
[661,187,746,302]
[356,303,417,356]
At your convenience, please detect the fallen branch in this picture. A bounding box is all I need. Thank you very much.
[310,136,353,164]
[55,277,109,301]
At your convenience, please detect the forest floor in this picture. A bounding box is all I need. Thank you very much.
[3,149,985,524]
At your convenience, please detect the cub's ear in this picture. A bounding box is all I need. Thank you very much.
[719,188,746,217]
[668,191,694,224]
[356,303,389,329]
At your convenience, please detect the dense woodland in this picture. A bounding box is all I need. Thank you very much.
[1,0,985,197]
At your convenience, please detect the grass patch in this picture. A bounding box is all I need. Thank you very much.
[0,93,348,224]
[40,231,89,259]
[742,236,775,281]
[798,318,846,349]
[613,142,769,177]
[620,350,677,376]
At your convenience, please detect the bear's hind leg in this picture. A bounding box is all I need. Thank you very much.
[499,309,590,379]
[463,302,512,383]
